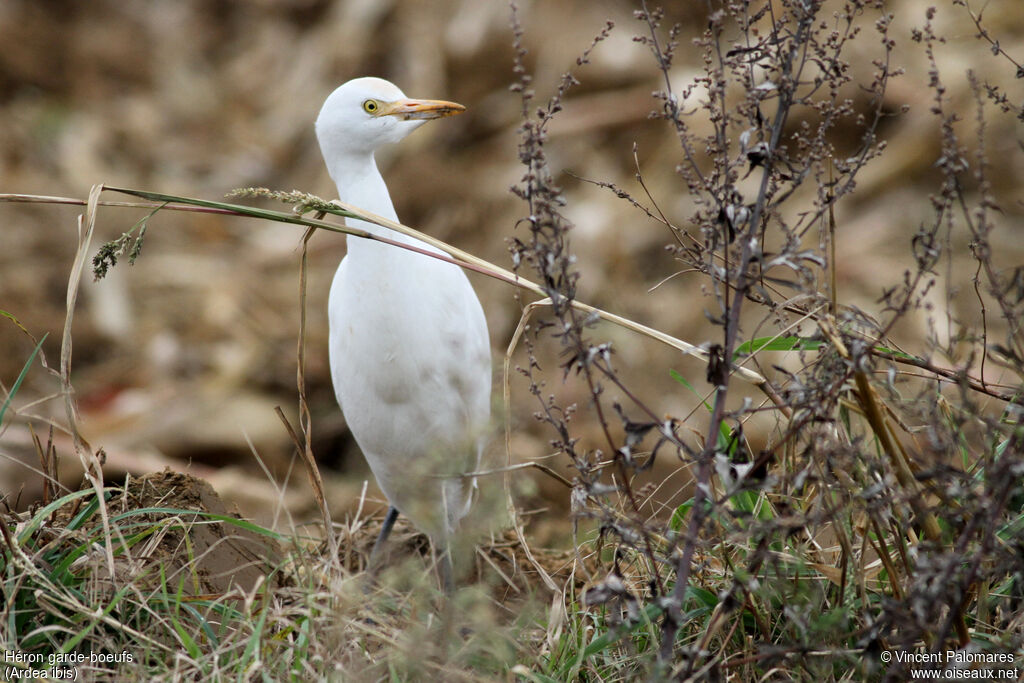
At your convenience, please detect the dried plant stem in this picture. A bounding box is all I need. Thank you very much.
[0,192,244,215]
[297,224,336,557]
[311,196,770,388]
[828,162,838,319]
[823,316,970,644]
[62,184,117,579]
[821,321,943,542]
[0,189,768,388]
[504,298,559,592]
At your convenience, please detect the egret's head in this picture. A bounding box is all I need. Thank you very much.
[315,77,465,162]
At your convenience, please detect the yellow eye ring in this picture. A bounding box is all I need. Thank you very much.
[362,99,379,114]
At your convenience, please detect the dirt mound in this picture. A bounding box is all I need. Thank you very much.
[66,469,288,597]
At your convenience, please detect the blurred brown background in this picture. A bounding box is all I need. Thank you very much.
[1,0,1022,538]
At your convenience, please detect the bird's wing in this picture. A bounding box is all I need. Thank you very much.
[326,254,350,414]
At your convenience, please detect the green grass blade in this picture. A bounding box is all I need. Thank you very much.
[239,595,271,676]
[732,335,919,363]
[105,186,358,232]
[669,369,712,412]
[58,582,133,653]
[512,670,559,683]
[670,369,732,448]
[107,506,286,541]
[670,498,694,532]
[67,492,106,530]
[0,332,48,426]
[17,489,102,544]
[734,335,823,358]
[575,601,664,663]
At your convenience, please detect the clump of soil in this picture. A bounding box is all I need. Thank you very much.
[68,469,288,596]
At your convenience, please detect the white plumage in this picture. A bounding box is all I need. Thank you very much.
[315,77,490,567]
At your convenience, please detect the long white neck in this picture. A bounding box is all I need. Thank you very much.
[327,152,432,259]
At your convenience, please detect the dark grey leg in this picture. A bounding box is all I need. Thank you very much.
[369,505,400,566]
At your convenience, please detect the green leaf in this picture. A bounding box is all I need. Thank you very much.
[670,369,712,412]
[718,422,740,456]
[575,601,663,662]
[870,344,917,361]
[0,310,32,336]
[729,488,759,514]
[58,582,133,654]
[0,332,48,426]
[728,490,775,520]
[108,506,286,541]
[17,489,100,544]
[997,512,1024,541]
[670,498,695,532]
[512,668,559,683]
[685,584,719,609]
[670,369,733,449]
[733,335,920,363]
[734,335,823,359]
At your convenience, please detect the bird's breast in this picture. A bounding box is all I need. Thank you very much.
[328,249,491,453]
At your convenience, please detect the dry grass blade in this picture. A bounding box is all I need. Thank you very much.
[2,2,1023,677]
[504,299,559,592]
[295,225,336,558]
[0,188,766,386]
[60,183,118,580]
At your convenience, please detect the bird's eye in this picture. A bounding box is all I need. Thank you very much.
[362,99,379,114]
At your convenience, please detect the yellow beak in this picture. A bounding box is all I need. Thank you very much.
[380,98,466,121]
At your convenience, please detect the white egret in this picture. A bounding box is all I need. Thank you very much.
[315,77,490,590]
